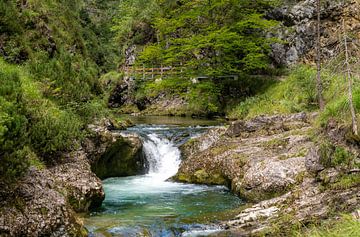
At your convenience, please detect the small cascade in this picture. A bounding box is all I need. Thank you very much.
[86,121,242,237]
[142,133,181,181]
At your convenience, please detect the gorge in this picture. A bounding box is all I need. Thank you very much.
[1,0,360,236]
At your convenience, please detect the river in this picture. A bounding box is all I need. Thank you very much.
[85,116,242,237]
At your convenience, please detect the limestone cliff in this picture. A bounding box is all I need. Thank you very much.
[270,0,360,65]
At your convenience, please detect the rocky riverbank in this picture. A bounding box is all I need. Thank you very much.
[173,112,360,235]
[0,119,146,236]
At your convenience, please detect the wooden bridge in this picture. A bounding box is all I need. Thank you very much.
[122,65,238,81]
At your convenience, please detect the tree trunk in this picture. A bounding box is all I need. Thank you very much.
[316,0,325,111]
[343,18,358,136]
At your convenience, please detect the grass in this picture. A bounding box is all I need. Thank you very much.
[296,215,360,237]
[228,65,318,119]
[227,63,360,136]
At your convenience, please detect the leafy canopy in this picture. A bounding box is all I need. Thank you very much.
[114,0,280,76]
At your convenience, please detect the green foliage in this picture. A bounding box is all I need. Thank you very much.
[329,173,360,190]
[114,0,280,75]
[0,0,122,182]
[0,58,86,181]
[229,65,317,119]
[187,81,221,115]
[135,77,221,116]
[112,0,157,43]
[137,77,190,99]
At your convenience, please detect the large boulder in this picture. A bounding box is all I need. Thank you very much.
[0,152,104,237]
[91,133,148,180]
[174,113,313,202]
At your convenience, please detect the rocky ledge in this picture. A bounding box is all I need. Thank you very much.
[174,112,360,235]
[0,151,103,237]
[174,112,313,201]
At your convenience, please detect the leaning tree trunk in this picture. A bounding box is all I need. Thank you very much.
[316,0,325,111]
[343,18,358,136]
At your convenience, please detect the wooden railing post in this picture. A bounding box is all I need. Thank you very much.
[160,64,163,80]
[142,64,145,80]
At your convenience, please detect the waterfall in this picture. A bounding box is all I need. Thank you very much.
[142,133,181,181]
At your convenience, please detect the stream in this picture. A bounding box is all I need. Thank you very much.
[85,117,242,237]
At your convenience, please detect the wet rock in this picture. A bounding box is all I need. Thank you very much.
[224,176,360,236]
[51,152,105,212]
[108,80,129,108]
[180,127,227,160]
[91,133,148,179]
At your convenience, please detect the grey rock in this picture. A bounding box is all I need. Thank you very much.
[305,147,325,173]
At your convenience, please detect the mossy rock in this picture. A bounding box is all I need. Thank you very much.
[174,169,227,185]
[92,136,148,179]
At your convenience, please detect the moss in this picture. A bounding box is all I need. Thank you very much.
[319,140,356,169]
[278,148,308,160]
[262,137,289,150]
[13,197,26,212]
[116,104,140,114]
[40,207,49,215]
[174,170,227,185]
[231,153,249,166]
[329,173,360,190]
[92,137,147,179]
[295,171,307,184]
[175,172,193,183]
[193,169,227,185]
[210,144,237,156]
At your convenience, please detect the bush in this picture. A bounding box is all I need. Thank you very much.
[0,58,88,181]
[187,80,221,115]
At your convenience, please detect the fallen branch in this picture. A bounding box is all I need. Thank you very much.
[348,169,360,173]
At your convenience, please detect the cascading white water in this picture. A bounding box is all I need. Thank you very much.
[142,133,181,182]
[86,123,242,237]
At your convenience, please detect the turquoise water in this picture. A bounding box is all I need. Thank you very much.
[85,121,241,237]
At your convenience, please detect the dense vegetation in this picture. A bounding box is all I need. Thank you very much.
[114,0,279,75]
[0,0,119,182]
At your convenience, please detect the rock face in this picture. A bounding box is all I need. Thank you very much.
[269,0,360,65]
[92,133,148,180]
[224,177,360,236]
[0,152,104,237]
[85,120,148,180]
[174,113,313,201]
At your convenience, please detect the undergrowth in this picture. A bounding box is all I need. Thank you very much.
[295,215,360,237]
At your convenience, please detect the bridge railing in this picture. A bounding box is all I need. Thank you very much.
[122,65,238,81]
[123,65,184,80]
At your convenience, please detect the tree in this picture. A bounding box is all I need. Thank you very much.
[115,0,280,76]
[316,0,325,111]
[342,18,358,136]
